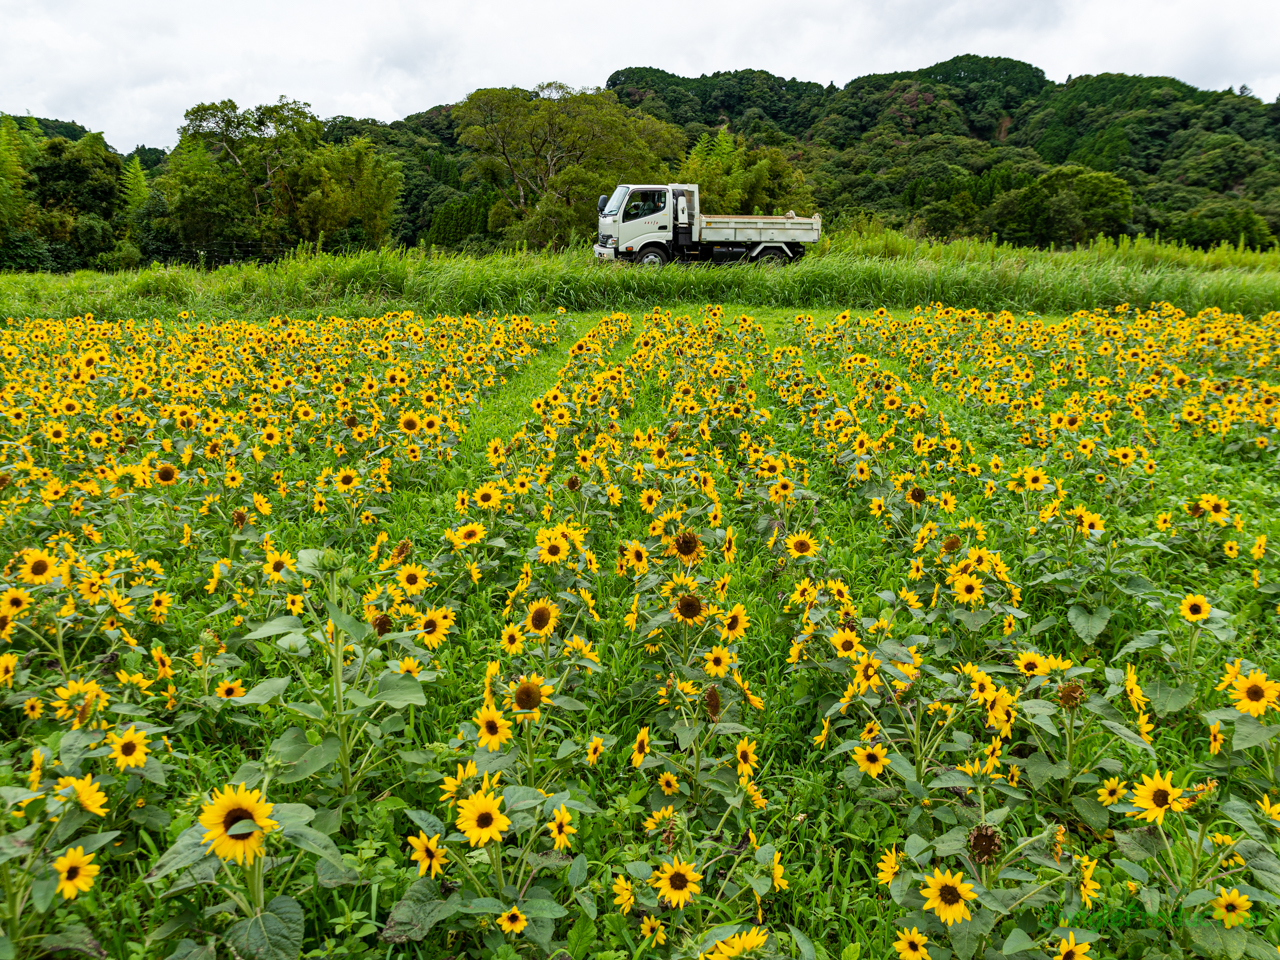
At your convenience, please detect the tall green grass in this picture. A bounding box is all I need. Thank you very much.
[3,226,1278,319]
[820,218,1280,272]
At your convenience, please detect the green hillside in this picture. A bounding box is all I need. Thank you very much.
[3,55,1279,271]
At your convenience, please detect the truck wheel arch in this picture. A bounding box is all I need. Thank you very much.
[751,243,791,263]
[635,245,669,266]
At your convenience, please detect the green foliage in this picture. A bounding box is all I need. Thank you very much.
[286,137,404,246]
[5,54,1279,271]
[425,190,497,246]
[978,165,1133,246]
[455,82,684,247]
[609,56,1279,250]
[678,130,815,216]
[1165,198,1278,250]
[120,156,149,211]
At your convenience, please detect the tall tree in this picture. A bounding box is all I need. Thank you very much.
[455,83,684,245]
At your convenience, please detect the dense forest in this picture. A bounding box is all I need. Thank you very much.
[3,54,1279,270]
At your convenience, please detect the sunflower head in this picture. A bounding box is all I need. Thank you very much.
[198,783,279,865]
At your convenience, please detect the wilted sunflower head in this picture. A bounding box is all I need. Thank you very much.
[703,685,721,721]
[967,824,1002,865]
[1057,681,1085,710]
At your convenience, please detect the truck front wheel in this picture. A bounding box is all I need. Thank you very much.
[636,246,668,266]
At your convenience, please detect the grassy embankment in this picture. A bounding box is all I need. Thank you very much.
[2,225,1277,320]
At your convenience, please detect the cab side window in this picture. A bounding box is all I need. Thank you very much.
[623,189,667,223]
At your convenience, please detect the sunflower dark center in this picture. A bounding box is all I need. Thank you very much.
[668,871,688,891]
[121,741,137,756]
[1247,684,1264,701]
[514,683,541,711]
[1153,789,1170,808]
[484,720,499,735]
[793,539,811,553]
[675,532,699,556]
[476,811,493,829]
[530,607,551,631]
[677,595,702,619]
[31,559,48,576]
[726,615,740,631]
[223,808,254,831]
[66,865,80,880]
[939,883,961,905]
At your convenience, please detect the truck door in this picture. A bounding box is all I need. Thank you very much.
[618,188,670,256]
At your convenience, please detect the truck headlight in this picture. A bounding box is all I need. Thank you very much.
[607,237,618,248]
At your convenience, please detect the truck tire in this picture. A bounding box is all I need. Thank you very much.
[755,248,788,265]
[636,246,669,266]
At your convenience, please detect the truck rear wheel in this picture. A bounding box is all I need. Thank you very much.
[636,246,668,266]
[755,248,788,265]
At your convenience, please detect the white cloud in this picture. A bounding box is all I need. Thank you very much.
[3,0,1277,150]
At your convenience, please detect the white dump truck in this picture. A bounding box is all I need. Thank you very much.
[593,183,820,265]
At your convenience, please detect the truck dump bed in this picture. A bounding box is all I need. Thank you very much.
[697,213,821,244]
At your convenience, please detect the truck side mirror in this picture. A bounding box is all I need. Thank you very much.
[597,195,608,213]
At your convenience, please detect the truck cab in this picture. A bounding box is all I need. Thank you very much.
[595,183,687,265]
[594,183,819,265]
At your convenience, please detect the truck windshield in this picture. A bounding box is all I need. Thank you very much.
[601,186,629,217]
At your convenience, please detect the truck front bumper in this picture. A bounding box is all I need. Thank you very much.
[593,244,617,261]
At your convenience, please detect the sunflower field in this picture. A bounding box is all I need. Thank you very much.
[2,301,1280,960]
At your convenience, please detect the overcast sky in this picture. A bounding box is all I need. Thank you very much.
[4,0,1278,152]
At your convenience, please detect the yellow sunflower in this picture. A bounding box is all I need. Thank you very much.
[546,804,576,851]
[198,783,279,864]
[407,831,448,878]
[1128,770,1184,826]
[504,674,554,723]
[107,725,150,770]
[784,530,818,559]
[496,906,527,934]
[853,743,889,778]
[455,789,510,847]
[919,867,976,925]
[1180,593,1211,622]
[525,598,560,636]
[53,846,100,900]
[650,856,702,910]
[473,703,514,752]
